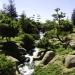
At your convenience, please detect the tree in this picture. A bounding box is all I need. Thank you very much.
[0,24,19,41]
[22,19,38,34]
[44,30,57,39]
[42,20,57,32]
[52,8,72,48]
[37,37,53,51]
[4,0,17,20]
[52,8,65,25]
[20,34,35,54]
[58,20,73,33]
[72,8,75,25]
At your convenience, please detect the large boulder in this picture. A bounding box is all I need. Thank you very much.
[41,51,55,65]
[64,55,75,68]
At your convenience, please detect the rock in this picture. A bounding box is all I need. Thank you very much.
[18,47,26,55]
[33,51,45,61]
[70,41,75,49]
[64,55,75,68]
[41,51,55,65]
[6,56,18,62]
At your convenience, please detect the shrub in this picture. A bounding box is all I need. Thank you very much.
[0,54,16,75]
[0,24,19,41]
[44,30,57,39]
[37,37,54,51]
[20,34,35,54]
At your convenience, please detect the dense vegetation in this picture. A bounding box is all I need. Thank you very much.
[0,0,75,75]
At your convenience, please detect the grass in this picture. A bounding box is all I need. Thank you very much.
[34,46,75,75]
[34,63,63,75]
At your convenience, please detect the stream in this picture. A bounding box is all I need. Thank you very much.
[18,32,45,75]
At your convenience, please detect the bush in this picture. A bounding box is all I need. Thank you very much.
[22,19,39,34]
[0,24,19,41]
[37,37,54,51]
[31,34,40,40]
[20,34,35,53]
[44,30,57,39]
[0,54,16,75]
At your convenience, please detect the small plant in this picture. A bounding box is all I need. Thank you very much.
[0,54,16,75]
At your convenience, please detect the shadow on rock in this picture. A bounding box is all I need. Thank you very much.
[1,41,27,62]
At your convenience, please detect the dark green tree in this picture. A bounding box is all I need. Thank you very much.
[4,0,17,20]
[72,8,75,26]
[42,20,57,32]
[0,24,19,41]
[20,34,35,54]
[22,19,38,34]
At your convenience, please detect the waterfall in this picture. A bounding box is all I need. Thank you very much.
[18,32,44,75]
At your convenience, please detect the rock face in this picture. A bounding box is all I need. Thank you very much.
[41,51,55,65]
[64,55,75,68]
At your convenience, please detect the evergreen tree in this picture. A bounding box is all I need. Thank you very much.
[72,9,75,25]
[4,0,17,20]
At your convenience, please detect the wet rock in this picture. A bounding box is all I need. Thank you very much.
[64,55,75,68]
[33,51,45,61]
[18,47,26,55]
[41,51,55,65]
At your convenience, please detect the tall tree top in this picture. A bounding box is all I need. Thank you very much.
[4,0,17,20]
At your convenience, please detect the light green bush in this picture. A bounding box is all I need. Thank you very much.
[0,54,16,75]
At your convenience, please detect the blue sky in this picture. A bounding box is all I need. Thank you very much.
[0,0,75,22]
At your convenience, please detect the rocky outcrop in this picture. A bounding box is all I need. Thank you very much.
[1,41,27,62]
[41,51,55,65]
[64,55,75,68]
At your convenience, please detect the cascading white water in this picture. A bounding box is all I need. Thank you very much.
[18,54,34,75]
[18,32,44,75]
[39,32,45,39]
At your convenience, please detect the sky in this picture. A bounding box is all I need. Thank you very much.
[0,0,75,22]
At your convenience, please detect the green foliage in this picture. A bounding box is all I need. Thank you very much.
[42,20,56,32]
[55,47,73,55]
[19,13,39,35]
[21,34,35,51]
[37,37,54,51]
[31,34,40,40]
[44,30,57,39]
[0,54,15,75]
[35,64,63,75]
[22,19,39,34]
[0,24,19,41]
[36,22,42,31]
[52,8,65,21]
[58,20,73,33]
[4,0,17,20]
[72,8,75,25]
